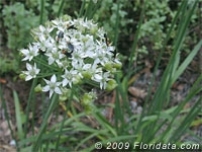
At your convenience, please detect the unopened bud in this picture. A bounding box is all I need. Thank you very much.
[34,84,42,92]
[106,79,117,91]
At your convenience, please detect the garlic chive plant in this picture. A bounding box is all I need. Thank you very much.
[20,15,121,101]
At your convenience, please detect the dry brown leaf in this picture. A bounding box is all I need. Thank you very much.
[128,87,147,99]
[0,78,7,84]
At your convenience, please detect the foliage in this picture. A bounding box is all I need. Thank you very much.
[94,0,133,40]
[2,2,38,50]
[1,2,38,74]
[0,57,19,75]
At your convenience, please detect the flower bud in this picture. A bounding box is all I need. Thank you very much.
[84,103,95,114]
[82,71,92,79]
[113,61,122,69]
[104,62,113,71]
[106,79,117,91]
[19,73,26,80]
[82,93,93,105]
[34,84,42,92]
[73,75,82,85]
[59,88,70,101]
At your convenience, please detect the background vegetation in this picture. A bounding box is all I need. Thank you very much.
[0,0,201,151]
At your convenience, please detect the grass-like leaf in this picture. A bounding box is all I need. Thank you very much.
[13,90,25,140]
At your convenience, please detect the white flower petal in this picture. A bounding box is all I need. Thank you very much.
[36,69,40,74]
[49,90,54,98]
[25,75,32,81]
[55,87,62,94]
[42,85,50,92]
[83,64,91,70]
[26,63,32,71]
[51,75,57,82]
[62,79,68,87]
[21,49,29,55]
[94,74,102,80]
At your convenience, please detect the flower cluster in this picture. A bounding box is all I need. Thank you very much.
[20,16,121,98]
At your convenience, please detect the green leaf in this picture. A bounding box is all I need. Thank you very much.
[172,40,202,83]
[13,90,25,140]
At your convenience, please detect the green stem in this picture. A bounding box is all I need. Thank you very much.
[40,0,45,24]
[33,94,58,151]
[79,0,86,17]
[0,85,19,150]
[24,78,38,137]
[57,0,65,17]
[113,0,120,48]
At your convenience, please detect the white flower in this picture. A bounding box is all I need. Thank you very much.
[83,63,101,79]
[93,49,109,65]
[21,44,39,61]
[39,37,56,52]
[38,25,54,36]
[22,63,40,81]
[81,35,96,57]
[71,50,85,67]
[61,69,78,87]
[21,17,121,93]
[72,62,84,78]
[33,25,54,41]
[45,47,65,65]
[42,75,62,98]
[93,72,110,89]
[52,19,67,32]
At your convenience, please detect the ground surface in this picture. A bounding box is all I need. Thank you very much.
[0,52,202,151]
